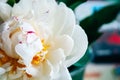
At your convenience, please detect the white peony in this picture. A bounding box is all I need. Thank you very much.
[0,0,88,80]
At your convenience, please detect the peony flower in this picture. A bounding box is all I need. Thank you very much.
[0,0,88,80]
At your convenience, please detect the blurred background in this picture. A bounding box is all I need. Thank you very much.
[57,0,120,80]
[6,0,120,80]
[74,0,120,80]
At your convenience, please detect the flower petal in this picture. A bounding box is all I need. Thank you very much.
[0,73,7,80]
[20,22,35,32]
[31,60,52,80]
[54,35,74,56]
[46,48,65,65]
[0,2,11,21]
[12,0,32,18]
[25,65,39,77]
[32,0,56,23]
[1,30,18,58]
[41,60,52,76]
[0,0,7,3]
[8,69,23,79]
[52,3,75,36]
[0,68,6,75]
[53,65,72,80]
[15,39,43,66]
[65,25,88,67]
[15,43,35,65]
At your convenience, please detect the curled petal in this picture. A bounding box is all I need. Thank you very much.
[65,25,88,67]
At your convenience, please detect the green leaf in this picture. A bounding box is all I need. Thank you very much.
[69,1,83,10]
[80,3,120,44]
[69,48,91,80]
[74,48,91,67]
[71,66,85,80]
[7,0,16,6]
[57,0,87,10]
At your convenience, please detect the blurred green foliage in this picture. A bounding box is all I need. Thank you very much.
[57,0,87,10]
[80,3,120,44]
[7,0,19,6]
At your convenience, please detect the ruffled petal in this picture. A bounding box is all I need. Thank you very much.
[52,3,75,36]
[0,2,11,21]
[65,25,88,67]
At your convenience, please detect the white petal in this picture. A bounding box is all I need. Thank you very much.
[0,22,9,32]
[29,38,43,52]
[26,33,38,43]
[32,0,56,23]
[15,43,36,65]
[46,48,65,65]
[26,65,39,77]
[1,31,18,58]
[53,65,72,80]
[0,2,11,21]
[52,3,75,36]
[15,38,43,65]
[0,68,6,75]
[0,0,7,3]
[0,73,7,80]
[8,70,23,79]
[47,48,65,76]
[65,25,88,67]
[54,35,74,56]
[32,60,52,80]
[41,60,52,76]
[20,22,35,32]
[12,0,32,18]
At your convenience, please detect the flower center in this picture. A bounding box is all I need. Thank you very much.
[0,49,26,73]
[31,40,50,65]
